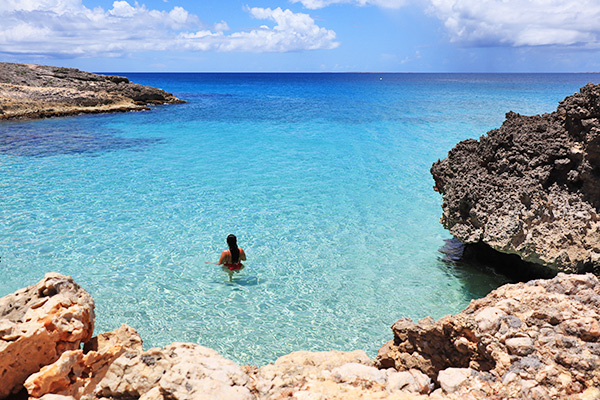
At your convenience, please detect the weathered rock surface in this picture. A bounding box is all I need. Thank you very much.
[245,350,432,399]
[26,331,254,400]
[376,272,600,399]
[431,82,600,274]
[24,324,142,399]
[0,273,95,398]
[94,342,254,400]
[8,272,600,399]
[25,341,431,400]
[0,63,183,120]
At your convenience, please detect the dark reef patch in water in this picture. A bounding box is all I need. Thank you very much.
[0,123,162,157]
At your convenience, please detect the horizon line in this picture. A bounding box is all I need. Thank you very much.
[96,71,600,74]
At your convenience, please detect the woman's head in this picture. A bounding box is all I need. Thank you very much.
[227,234,237,247]
[227,234,240,263]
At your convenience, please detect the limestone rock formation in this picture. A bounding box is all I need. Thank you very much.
[431,82,600,274]
[375,272,600,399]
[25,334,253,400]
[24,324,142,399]
[245,350,432,399]
[9,272,600,399]
[0,273,95,398]
[94,342,254,400]
[25,340,433,400]
[0,63,184,120]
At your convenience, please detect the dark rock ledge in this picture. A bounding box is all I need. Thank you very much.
[0,63,184,121]
[431,82,600,276]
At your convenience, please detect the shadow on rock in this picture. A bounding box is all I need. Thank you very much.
[439,237,555,285]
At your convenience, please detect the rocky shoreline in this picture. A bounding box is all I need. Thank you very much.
[0,63,183,120]
[2,272,600,399]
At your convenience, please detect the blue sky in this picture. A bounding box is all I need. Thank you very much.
[1,0,600,72]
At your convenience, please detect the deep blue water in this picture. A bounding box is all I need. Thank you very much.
[1,73,598,365]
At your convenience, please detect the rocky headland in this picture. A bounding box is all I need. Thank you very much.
[431,82,600,276]
[3,272,600,399]
[0,63,183,120]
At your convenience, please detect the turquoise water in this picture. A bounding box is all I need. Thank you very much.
[1,73,598,365]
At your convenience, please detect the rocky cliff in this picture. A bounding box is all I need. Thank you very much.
[3,273,600,399]
[431,82,600,274]
[0,63,183,120]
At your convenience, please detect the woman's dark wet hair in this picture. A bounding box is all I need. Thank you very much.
[227,234,240,263]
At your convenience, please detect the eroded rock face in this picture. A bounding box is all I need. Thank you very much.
[0,63,184,120]
[24,324,142,399]
[375,273,600,399]
[0,273,95,398]
[431,82,600,274]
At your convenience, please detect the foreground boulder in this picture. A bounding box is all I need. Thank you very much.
[27,333,253,400]
[0,63,183,120]
[0,273,95,398]
[245,350,432,399]
[431,82,600,274]
[94,342,254,400]
[24,324,142,399]
[376,273,600,399]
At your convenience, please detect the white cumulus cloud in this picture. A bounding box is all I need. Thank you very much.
[180,7,339,52]
[428,0,600,47]
[293,0,600,49]
[0,1,339,58]
[291,0,408,9]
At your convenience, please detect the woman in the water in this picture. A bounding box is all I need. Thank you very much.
[218,234,246,274]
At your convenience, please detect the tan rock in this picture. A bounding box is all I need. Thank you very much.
[505,336,534,356]
[95,342,253,400]
[83,323,143,353]
[24,324,142,399]
[387,369,434,394]
[248,350,432,399]
[0,62,184,121]
[437,368,474,394]
[474,307,506,333]
[331,362,388,385]
[37,395,76,400]
[0,273,95,399]
[580,387,600,400]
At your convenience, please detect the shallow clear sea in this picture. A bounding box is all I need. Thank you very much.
[1,73,598,365]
